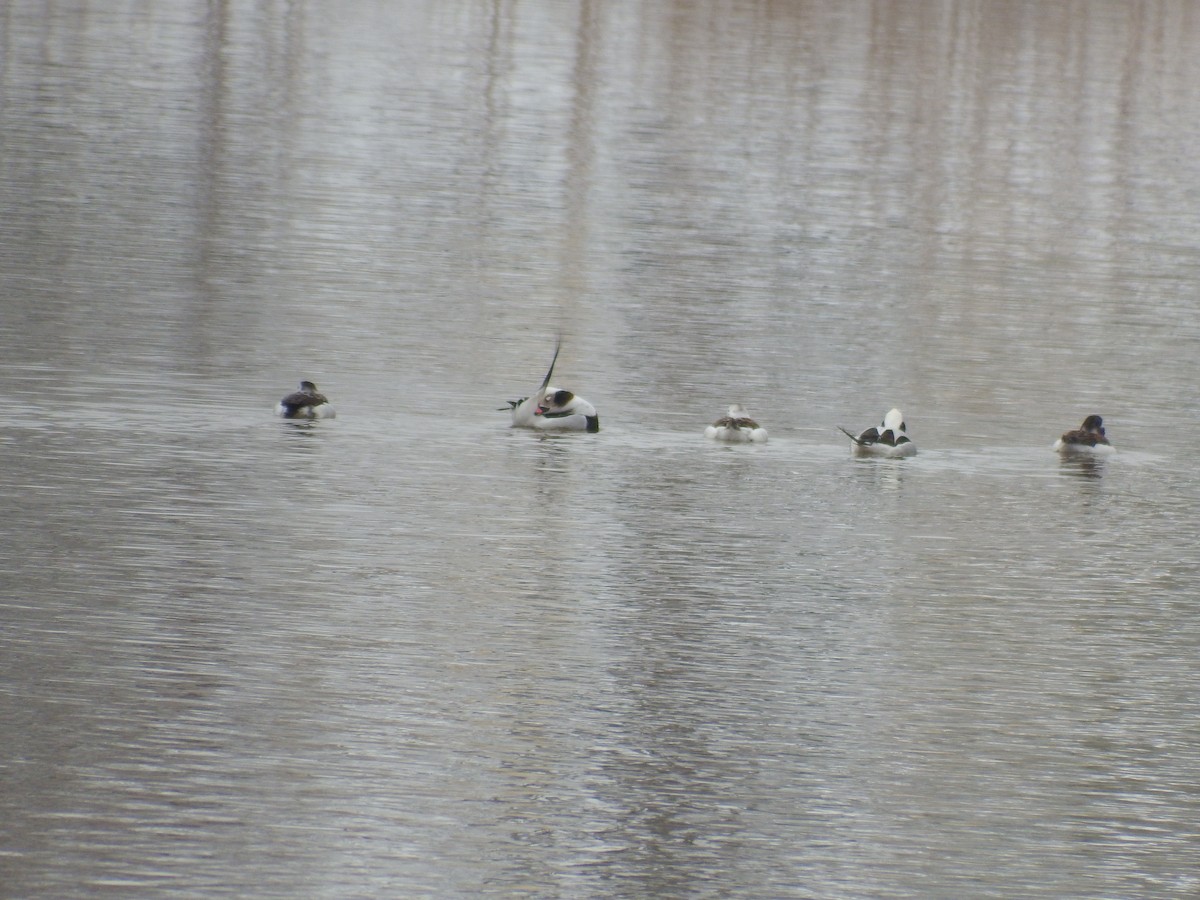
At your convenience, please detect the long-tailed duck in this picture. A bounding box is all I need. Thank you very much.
[503,341,599,433]
[276,380,335,419]
[1054,414,1113,453]
[839,408,916,458]
[705,404,768,443]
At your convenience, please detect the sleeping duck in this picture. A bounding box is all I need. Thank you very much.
[1054,414,1113,454]
[705,404,768,443]
[276,380,335,419]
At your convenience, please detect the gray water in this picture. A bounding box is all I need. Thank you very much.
[3,1,1200,898]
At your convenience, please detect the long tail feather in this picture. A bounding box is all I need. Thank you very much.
[539,338,562,393]
[838,425,866,445]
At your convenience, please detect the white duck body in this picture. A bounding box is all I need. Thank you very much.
[1053,414,1114,455]
[510,388,599,432]
[840,407,916,458]
[505,342,600,433]
[705,404,768,443]
[276,381,336,419]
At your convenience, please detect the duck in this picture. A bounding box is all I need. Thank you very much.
[1053,414,1113,453]
[705,404,768,443]
[838,408,916,458]
[502,340,599,433]
[276,380,335,419]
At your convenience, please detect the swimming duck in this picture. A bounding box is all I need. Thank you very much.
[503,340,599,433]
[705,404,768,443]
[839,408,916,458]
[276,380,335,419]
[1054,414,1113,453]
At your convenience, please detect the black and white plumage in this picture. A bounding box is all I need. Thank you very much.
[276,380,335,419]
[1054,414,1113,453]
[503,340,599,433]
[839,408,916,458]
[705,404,768,443]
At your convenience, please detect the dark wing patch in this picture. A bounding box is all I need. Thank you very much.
[1061,415,1109,446]
[714,416,759,430]
[1060,428,1108,447]
[280,388,327,417]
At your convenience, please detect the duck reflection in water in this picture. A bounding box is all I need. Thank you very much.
[1058,452,1107,479]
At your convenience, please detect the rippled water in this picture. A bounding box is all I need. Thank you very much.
[3,1,1200,897]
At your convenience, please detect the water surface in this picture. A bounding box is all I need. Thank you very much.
[3,2,1200,898]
